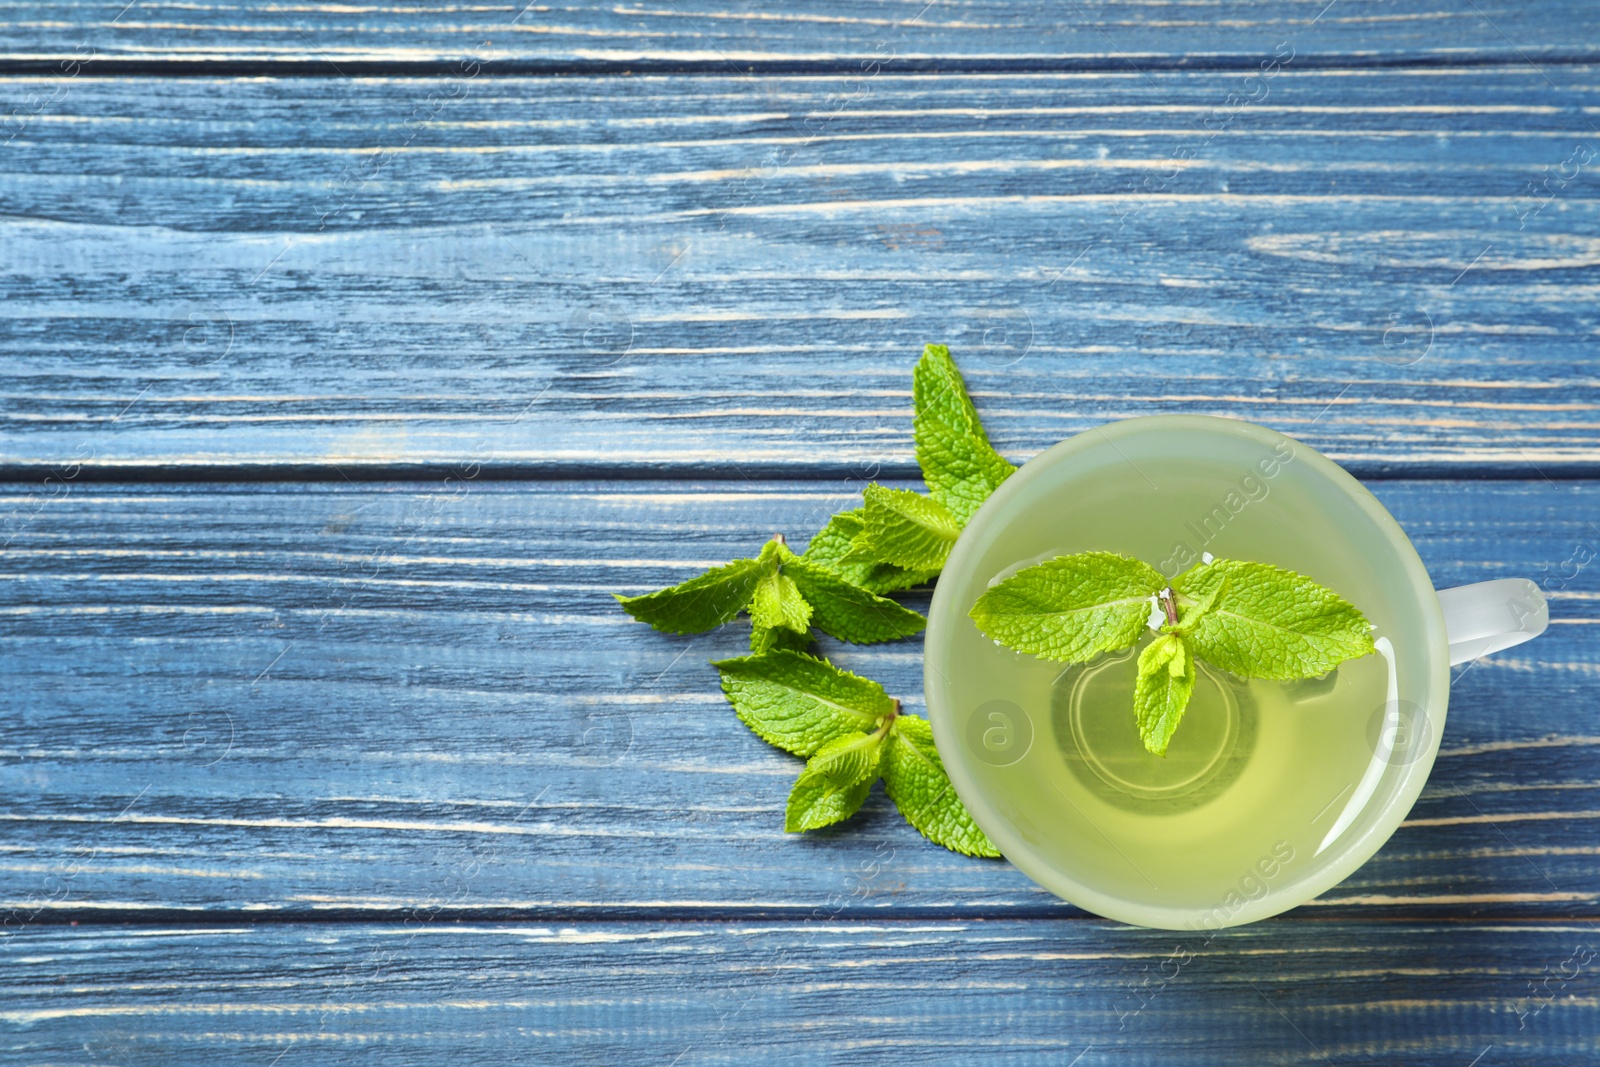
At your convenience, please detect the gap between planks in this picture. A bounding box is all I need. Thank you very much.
[4,53,1600,78]
[14,906,1600,928]
[1,463,1597,484]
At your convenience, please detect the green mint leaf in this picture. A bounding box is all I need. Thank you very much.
[1170,573,1227,631]
[750,622,812,655]
[749,539,812,650]
[614,555,766,634]
[841,484,960,572]
[800,507,864,568]
[801,508,936,595]
[785,729,886,832]
[882,715,1000,857]
[784,551,927,644]
[748,567,811,635]
[914,344,1016,525]
[712,650,894,757]
[1134,633,1197,757]
[1174,559,1376,680]
[969,551,1167,662]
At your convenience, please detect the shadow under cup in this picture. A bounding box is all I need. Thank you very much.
[925,416,1450,929]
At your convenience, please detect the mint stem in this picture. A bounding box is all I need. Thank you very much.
[875,698,901,738]
[1159,587,1179,626]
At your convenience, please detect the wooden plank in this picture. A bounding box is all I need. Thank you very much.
[1,479,1595,920]
[1,70,1598,475]
[5,921,1598,1064]
[0,1,1596,68]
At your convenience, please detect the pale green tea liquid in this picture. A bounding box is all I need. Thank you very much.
[931,423,1437,924]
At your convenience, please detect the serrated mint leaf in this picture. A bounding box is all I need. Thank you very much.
[800,507,864,568]
[970,551,1167,662]
[614,555,765,635]
[713,650,894,757]
[842,483,960,572]
[1174,559,1376,680]
[784,552,927,644]
[882,715,1000,857]
[1134,633,1197,757]
[914,343,1016,525]
[785,729,886,832]
[801,508,937,595]
[749,567,811,635]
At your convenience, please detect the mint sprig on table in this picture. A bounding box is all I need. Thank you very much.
[615,343,1006,856]
[715,650,996,856]
[616,533,926,653]
[806,344,1017,583]
[971,553,1377,756]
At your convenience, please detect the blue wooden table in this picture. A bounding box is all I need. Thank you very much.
[3,3,1598,1063]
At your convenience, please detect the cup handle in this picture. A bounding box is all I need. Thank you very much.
[1436,578,1549,666]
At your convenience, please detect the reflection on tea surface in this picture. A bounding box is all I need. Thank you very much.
[1053,650,1257,815]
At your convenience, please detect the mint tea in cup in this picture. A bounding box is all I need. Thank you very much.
[926,416,1546,929]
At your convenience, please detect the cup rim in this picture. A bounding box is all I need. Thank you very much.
[925,414,1451,929]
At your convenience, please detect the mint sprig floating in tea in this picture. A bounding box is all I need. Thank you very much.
[615,343,1013,856]
[970,553,1377,756]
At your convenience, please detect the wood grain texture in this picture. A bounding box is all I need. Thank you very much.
[5,921,1599,1065]
[2,70,1598,475]
[6,5,1595,1058]
[0,1,1596,68]
[2,480,1594,920]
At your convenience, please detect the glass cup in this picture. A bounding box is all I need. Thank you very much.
[925,415,1548,929]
